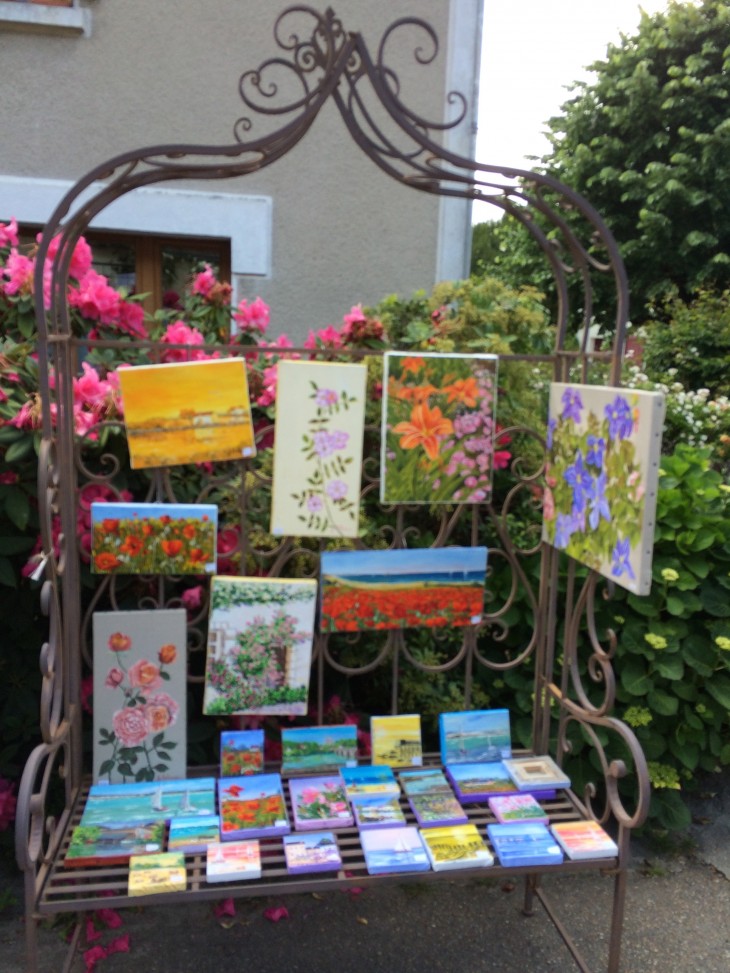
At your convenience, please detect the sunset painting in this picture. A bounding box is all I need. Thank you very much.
[118,358,256,469]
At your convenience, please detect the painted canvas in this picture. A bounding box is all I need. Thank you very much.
[118,357,256,469]
[220,729,265,777]
[217,773,290,841]
[283,832,342,874]
[381,352,499,504]
[281,725,358,775]
[203,577,317,716]
[81,778,217,826]
[65,819,166,868]
[92,609,187,784]
[289,775,353,830]
[370,714,423,767]
[439,709,512,765]
[269,359,367,538]
[542,382,665,595]
[90,502,217,575]
[360,826,430,875]
[320,547,487,632]
[167,815,221,854]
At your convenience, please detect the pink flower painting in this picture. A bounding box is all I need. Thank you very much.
[92,609,187,783]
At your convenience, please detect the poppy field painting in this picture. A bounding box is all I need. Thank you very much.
[381,352,499,504]
[320,547,487,633]
[118,358,256,469]
[542,382,665,595]
[90,502,217,575]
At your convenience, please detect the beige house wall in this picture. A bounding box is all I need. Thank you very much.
[0,0,482,340]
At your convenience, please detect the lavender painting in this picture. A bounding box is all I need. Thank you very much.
[270,360,367,538]
[542,382,665,595]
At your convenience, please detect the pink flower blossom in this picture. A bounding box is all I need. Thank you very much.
[81,675,94,714]
[181,585,204,611]
[343,304,366,328]
[106,934,130,956]
[74,362,112,410]
[233,296,270,335]
[263,905,289,923]
[191,263,216,298]
[9,397,42,431]
[43,233,93,281]
[0,471,19,484]
[112,706,149,746]
[117,300,148,339]
[127,659,162,691]
[0,777,17,831]
[1,249,34,297]
[160,320,207,363]
[83,945,107,972]
[256,364,279,407]
[304,324,343,350]
[105,668,124,689]
[214,898,236,919]
[69,270,121,324]
[0,218,19,249]
[145,693,180,732]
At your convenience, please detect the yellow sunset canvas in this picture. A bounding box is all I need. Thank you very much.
[118,358,256,469]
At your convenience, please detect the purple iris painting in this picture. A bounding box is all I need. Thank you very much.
[541,383,665,595]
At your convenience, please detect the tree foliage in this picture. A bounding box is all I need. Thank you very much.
[474,1,730,327]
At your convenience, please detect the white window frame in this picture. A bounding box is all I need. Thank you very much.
[0,0,91,37]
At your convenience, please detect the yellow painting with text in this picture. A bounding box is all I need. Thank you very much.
[118,358,256,469]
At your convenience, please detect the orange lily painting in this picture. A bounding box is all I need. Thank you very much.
[118,358,256,469]
[381,353,499,503]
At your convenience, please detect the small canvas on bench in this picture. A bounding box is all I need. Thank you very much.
[439,709,512,765]
[281,724,358,775]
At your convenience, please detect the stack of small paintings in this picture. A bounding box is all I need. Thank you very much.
[167,815,221,854]
[350,794,407,830]
[90,502,218,575]
[203,577,317,717]
[217,773,290,841]
[339,765,399,799]
[206,840,262,882]
[128,852,187,896]
[320,546,487,633]
[399,768,468,828]
[220,730,265,777]
[118,358,256,469]
[503,755,570,792]
[445,762,520,803]
[543,382,665,595]
[283,832,343,874]
[289,775,354,831]
[371,714,423,767]
[420,824,493,871]
[487,822,564,868]
[488,793,549,825]
[550,820,618,860]
[281,725,358,775]
[360,826,430,875]
[439,709,512,765]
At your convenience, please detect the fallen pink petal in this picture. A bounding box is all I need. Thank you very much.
[214,898,236,919]
[263,905,289,922]
[85,917,102,942]
[106,933,130,955]
[96,907,123,929]
[83,944,107,972]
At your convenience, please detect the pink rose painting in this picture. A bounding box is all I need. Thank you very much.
[92,609,187,783]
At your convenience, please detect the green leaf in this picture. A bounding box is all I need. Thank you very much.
[650,790,691,830]
[700,579,730,617]
[647,689,679,716]
[653,655,684,680]
[4,438,35,464]
[706,675,730,710]
[621,659,652,696]
[3,490,30,531]
[0,557,18,588]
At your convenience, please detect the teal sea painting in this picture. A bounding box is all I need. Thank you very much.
[281,725,358,774]
[439,709,512,765]
[82,778,217,827]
